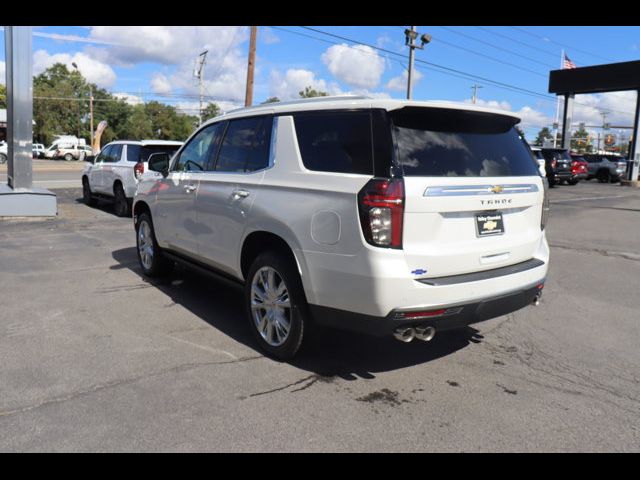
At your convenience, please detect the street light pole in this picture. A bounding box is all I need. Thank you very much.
[404,27,431,100]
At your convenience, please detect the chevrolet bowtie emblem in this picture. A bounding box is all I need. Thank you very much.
[489,185,504,194]
[484,220,497,231]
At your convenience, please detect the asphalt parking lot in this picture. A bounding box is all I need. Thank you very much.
[1,181,639,452]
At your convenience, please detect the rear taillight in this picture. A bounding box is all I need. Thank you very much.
[551,159,557,169]
[541,180,550,231]
[358,178,404,249]
[134,162,144,179]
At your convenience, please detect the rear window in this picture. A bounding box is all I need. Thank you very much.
[293,111,373,175]
[127,144,181,163]
[391,107,539,177]
[542,149,571,162]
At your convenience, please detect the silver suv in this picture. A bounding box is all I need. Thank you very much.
[82,140,182,216]
[133,97,549,359]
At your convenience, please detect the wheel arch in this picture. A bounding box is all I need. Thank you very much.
[240,228,315,304]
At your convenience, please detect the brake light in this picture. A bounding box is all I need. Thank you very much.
[551,159,557,169]
[358,178,404,249]
[134,162,144,179]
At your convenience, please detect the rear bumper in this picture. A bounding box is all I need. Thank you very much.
[309,282,544,336]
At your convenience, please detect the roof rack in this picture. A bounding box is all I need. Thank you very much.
[226,95,372,114]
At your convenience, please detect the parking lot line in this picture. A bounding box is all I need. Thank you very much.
[551,194,626,203]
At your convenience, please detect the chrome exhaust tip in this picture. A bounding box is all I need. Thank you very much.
[393,327,415,343]
[532,293,541,306]
[414,326,436,342]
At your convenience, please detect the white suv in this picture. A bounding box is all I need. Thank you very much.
[82,140,183,216]
[133,97,550,359]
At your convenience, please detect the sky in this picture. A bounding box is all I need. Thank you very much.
[1,25,639,142]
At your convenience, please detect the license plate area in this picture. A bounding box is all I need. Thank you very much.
[475,211,504,237]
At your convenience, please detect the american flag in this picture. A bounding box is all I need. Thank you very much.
[563,54,577,69]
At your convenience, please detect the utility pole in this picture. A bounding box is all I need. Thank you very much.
[471,84,483,104]
[194,50,208,126]
[245,26,257,107]
[404,26,431,100]
[89,85,94,152]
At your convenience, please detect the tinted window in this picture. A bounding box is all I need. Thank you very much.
[293,112,373,175]
[127,144,182,163]
[96,144,113,163]
[392,107,539,177]
[214,117,272,173]
[174,123,223,172]
[104,144,122,163]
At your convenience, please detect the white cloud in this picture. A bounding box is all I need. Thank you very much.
[150,73,172,94]
[88,26,247,66]
[259,27,280,45]
[321,43,385,90]
[269,68,330,100]
[386,69,423,92]
[571,91,636,127]
[465,98,552,129]
[87,26,250,103]
[113,92,143,105]
[32,49,117,88]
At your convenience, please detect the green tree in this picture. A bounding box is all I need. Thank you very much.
[534,127,553,146]
[201,102,222,122]
[33,63,90,145]
[123,104,153,140]
[571,125,591,153]
[0,84,6,109]
[262,96,280,104]
[299,86,328,98]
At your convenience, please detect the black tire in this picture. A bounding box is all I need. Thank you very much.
[64,153,73,161]
[0,153,6,165]
[82,177,97,206]
[597,169,610,183]
[567,179,579,185]
[135,212,173,277]
[114,183,131,217]
[245,251,309,360]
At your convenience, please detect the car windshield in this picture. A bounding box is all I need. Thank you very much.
[391,107,539,177]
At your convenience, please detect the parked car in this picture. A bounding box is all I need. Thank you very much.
[569,154,589,185]
[530,146,546,177]
[132,97,549,360]
[82,140,183,216]
[0,141,7,164]
[541,148,573,187]
[582,154,627,183]
[33,143,46,158]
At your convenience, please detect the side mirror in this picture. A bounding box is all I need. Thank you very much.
[148,152,170,178]
[85,155,95,164]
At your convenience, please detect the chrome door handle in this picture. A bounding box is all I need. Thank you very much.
[232,189,250,198]
[184,184,197,193]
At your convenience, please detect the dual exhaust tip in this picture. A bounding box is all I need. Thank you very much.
[393,326,436,343]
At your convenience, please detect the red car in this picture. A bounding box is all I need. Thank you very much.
[569,154,589,185]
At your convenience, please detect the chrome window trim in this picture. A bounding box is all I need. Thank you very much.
[424,184,539,197]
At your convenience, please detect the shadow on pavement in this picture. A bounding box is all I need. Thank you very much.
[112,246,479,380]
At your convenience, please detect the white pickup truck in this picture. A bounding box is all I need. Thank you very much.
[82,140,183,216]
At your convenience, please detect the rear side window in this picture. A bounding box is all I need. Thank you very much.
[214,116,272,173]
[391,107,539,177]
[293,112,373,175]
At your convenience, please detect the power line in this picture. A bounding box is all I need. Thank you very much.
[436,26,557,69]
[428,32,548,78]
[509,26,616,63]
[474,26,560,59]
[296,26,635,118]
